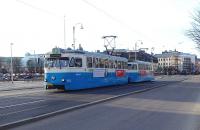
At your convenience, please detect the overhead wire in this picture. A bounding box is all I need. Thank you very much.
[81,0,158,44]
[16,0,62,19]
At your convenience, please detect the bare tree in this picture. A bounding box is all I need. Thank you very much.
[186,10,200,50]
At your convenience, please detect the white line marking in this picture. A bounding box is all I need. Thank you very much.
[0,99,46,109]
[0,105,48,116]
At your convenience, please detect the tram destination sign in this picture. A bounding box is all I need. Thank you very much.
[50,54,61,58]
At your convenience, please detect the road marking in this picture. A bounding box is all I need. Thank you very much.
[0,78,187,129]
[0,99,46,109]
[0,84,167,129]
[0,105,48,117]
[0,89,47,97]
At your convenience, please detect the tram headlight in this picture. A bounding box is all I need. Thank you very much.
[44,79,47,82]
[61,78,65,82]
[51,76,56,80]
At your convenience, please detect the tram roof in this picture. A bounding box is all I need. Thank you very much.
[45,50,128,61]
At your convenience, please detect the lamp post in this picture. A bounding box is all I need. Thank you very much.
[134,40,143,61]
[72,23,84,50]
[64,15,66,49]
[151,47,155,71]
[34,50,37,74]
[10,43,14,84]
[151,47,155,61]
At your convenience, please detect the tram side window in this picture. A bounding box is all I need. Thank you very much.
[148,65,151,70]
[128,64,132,70]
[111,61,115,68]
[144,64,147,70]
[95,58,100,68]
[69,57,82,67]
[142,64,145,70]
[92,58,96,68]
[122,62,128,69]
[132,64,137,70]
[121,62,124,69]
[148,65,150,70]
[124,62,128,69]
[109,60,114,68]
[87,57,92,68]
[75,58,82,67]
[99,59,105,68]
[105,59,109,68]
[150,65,152,70]
[138,64,142,70]
[117,61,121,69]
[146,65,149,70]
[146,65,148,70]
[114,61,117,69]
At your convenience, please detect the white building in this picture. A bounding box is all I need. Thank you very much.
[178,53,197,73]
[155,50,197,73]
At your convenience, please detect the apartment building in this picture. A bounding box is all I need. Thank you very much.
[155,50,197,74]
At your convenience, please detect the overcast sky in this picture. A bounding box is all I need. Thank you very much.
[0,0,200,57]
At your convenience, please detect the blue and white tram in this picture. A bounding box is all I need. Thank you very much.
[44,51,128,90]
[127,61,154,83]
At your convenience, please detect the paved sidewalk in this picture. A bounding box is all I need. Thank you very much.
[0,81,44,91]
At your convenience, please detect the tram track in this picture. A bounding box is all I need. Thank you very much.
[0,78,187,130]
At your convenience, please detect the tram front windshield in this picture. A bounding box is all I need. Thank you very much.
[45,57,69,68]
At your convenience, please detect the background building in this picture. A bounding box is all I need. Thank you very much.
[155,50,197,74]
[0,57,22,74]
[104,49,158,62]
[0,52,44,75]
[21,53,45,74]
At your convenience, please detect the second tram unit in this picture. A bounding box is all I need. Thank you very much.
[127,61,154,83]
[44,51,128,90]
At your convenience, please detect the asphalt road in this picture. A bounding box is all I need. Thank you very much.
[9,75,200,130]
[0,75,194,129]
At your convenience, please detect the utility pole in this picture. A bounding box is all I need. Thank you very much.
[72,23,84,50]
[34,50,37,74]
[134,40,143,61]
[10,43,14,84]
[64,15,66,49]
[134,43,137,61]
[151,47,155,71]
[73,26,75,50]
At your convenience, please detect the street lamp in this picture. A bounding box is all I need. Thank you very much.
[72,23,84,50]
[10,43,14,84]
[134,40,143,61]
[151,47,155,71]
[34,50,37,74]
